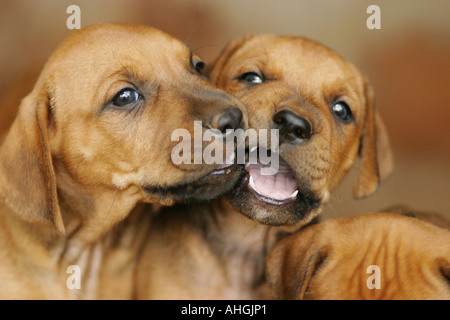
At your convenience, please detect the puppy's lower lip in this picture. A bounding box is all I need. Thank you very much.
[144,163,245,202]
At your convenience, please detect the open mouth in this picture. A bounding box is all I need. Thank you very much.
[225,148,321,226]
[215,148,299,204]
[246,156,298,204]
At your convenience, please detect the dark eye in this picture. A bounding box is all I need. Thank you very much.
[112,89,141,107]
[192,59,205,75]
[332,101,353,123]
[239,72,264,84]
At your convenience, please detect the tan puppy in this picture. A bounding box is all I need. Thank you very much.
[0,23,247,299]
[135,34,393,299]
[266,213,450,300]
[210,35,393,225]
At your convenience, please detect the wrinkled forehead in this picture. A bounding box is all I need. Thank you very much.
[230,35,364,92]
[45,24,191,87]
[38,24,195,113]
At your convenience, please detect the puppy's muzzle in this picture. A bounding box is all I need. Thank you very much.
[225,107,320,226]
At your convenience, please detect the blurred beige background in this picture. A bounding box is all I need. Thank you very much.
[1,0,449,219]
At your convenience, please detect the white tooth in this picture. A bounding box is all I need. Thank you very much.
[249,175,256,190]
[250,146,258,153]
[245,162,251,169]
[289,190,298,198]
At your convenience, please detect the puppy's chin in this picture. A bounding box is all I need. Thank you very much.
[226,169,322,227]
[144,164,245,204]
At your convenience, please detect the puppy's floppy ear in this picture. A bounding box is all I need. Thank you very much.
[0,84,65,235]
[353,79,394,199]
[207,35,254,84]
[295,247,328,300]
[440,260,450,287]
[266,229,328,300]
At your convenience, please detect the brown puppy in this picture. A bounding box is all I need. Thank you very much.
[210,34,393,225]
[135,34,393,299]
[0,23,247,299]
[266,213,450,300]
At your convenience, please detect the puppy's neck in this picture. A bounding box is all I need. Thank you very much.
[53,159,143,246]
[147,198,283,299]
[206,201,278,299]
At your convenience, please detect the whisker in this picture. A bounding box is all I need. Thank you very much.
[324,201,339,219]
[106,187,120,216]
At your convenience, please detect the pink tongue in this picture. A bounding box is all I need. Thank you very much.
[247,158,297,200]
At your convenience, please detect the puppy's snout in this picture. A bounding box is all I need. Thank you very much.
[210,107,243,134]
[273,110,313,144]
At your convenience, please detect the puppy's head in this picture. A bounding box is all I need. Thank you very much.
[266,213,450,299]
[0,23,247,234]
[209,34,393,227]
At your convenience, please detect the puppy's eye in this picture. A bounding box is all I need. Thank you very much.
[112,89,141,107]
[191,57,205,75]
[332,101,354,123]
[194,61,205,75]
[239,72,264,84]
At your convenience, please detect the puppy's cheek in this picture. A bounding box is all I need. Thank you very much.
[111,172,143,189]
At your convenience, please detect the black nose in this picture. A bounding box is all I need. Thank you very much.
[273,110,313,143]
[213,107,243,134]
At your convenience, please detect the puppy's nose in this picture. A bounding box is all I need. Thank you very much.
[211,107,243,134]
[273,110,313,144]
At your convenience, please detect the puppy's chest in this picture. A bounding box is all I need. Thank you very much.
[221,254,268,299]
[61,233,144,299]
[200,220,273,299]
[62,241,104,300]
[196,237,269,299]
